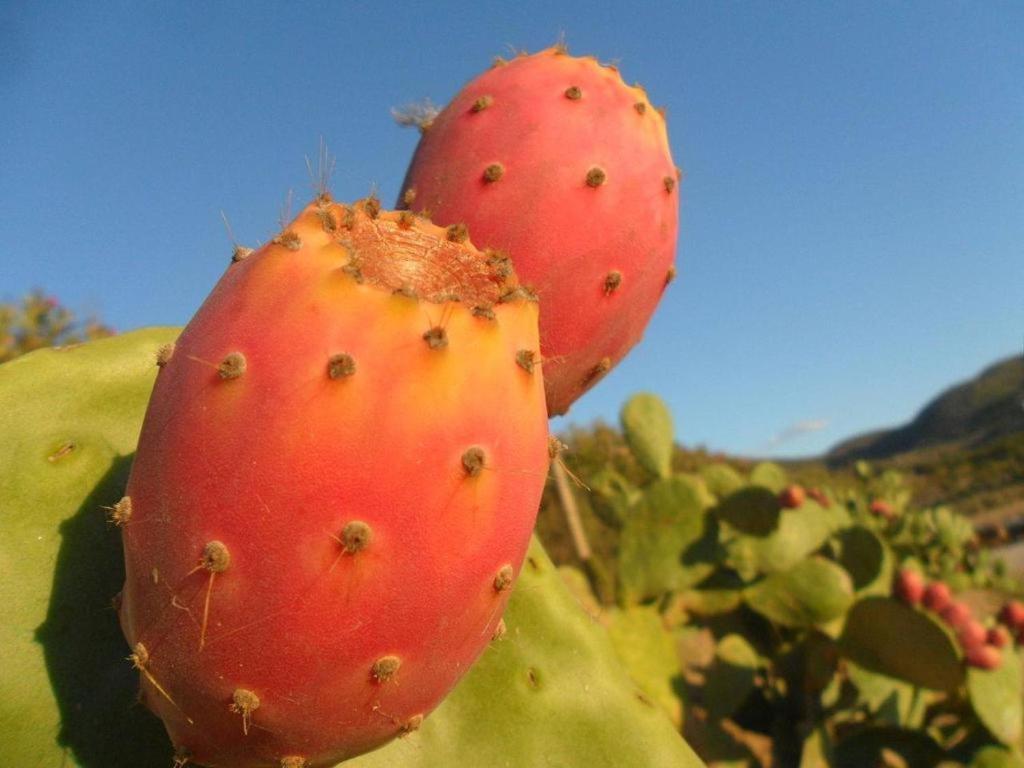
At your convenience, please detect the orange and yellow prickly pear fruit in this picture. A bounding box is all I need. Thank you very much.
[117,197,550,767]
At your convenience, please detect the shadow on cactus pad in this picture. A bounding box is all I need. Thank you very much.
[35,457,170,766]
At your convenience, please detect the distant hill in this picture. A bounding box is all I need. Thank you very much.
[827,355,1024,463]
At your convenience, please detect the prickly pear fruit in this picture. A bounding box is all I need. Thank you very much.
[957,619,987,650]
[965,644,1002,670]
[922,581,952,613]
[987,625,1011,649]
[999,600,1024,631]
[778,484,805,509]
[892,569,924,606]
[118,198,551,767]
[869,499,894,519]
[398,47,679,415]
[940,600,973,631]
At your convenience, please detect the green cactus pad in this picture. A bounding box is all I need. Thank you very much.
[605,605,684,726]
[352,539,702,767]
[748,461,788,493]
[725,499,849,575]
[0,329,703,768]
[0,328,179,767]
[702,634,759,720]
[620,392,674,479]
[839,597,964,691]
[587,466,641,528]
[972,746,1024,768]
[619,476,716,602]
[967,648,1023,746]
[742,557,854,628]
[833,526,893,596]
[698,463,745,499]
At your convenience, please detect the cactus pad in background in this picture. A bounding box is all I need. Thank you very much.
[620,392,675,479]
[0,328,702,766]
[398,47,679,416]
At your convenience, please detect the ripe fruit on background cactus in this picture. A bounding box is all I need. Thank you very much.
[892,569,924,606]
[987,626,1011,649]
[957,619,988,651]
[999,600,1024,631]
[778,484,805,509]
[940,600,973,631]
[117,198,550,767]
[965,644,1003,671]
[922,581,952,613]
[398,47,679,415]
[869,499,894,519]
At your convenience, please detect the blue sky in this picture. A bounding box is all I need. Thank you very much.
[2,2,1022,457]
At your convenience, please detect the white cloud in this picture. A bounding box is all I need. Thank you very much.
[764,418,830,449]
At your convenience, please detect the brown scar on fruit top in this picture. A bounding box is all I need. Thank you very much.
[461,446,486,477]
[446,223,469,243]
[47,441,75,462]
[470,94,493,112]
[231,244,253,263]
[372,655,401,683]
[663,176,676,193]
[401,187,417,206]
[665,265,677,285]
[336,209,514,305]
[564,86,582,100]
[230,688,260,735]
[397,210,415,229]
[634,102,647,115]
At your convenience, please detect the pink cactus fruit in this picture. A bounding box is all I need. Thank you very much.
[965,644,1003,670]
[869,499,894,519]
[806,487,830,506]
[957,619,987,651]
[987,625,1011,649]
[939,600,973,631]
[778,485,806,509]
[117,198,551,767]
[999,600,1024,631]
[892,569,925,606]
[922,581,952,613]
[398,47,679,416]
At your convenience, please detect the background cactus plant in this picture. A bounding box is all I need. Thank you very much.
[542,392,1024,766]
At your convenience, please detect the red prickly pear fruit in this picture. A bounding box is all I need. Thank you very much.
[940,600,973,631]
[892,569,925,606]
[807,487,829,506]
[957,618,987,650]
[117,199,551,767]
[987,625,1011,649]
[398,47,679,416]
[965,644,1003,670]
[778,484,805,509]
[999,600,1024,631]
[922,581,952,612]
[869,499,895,519]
